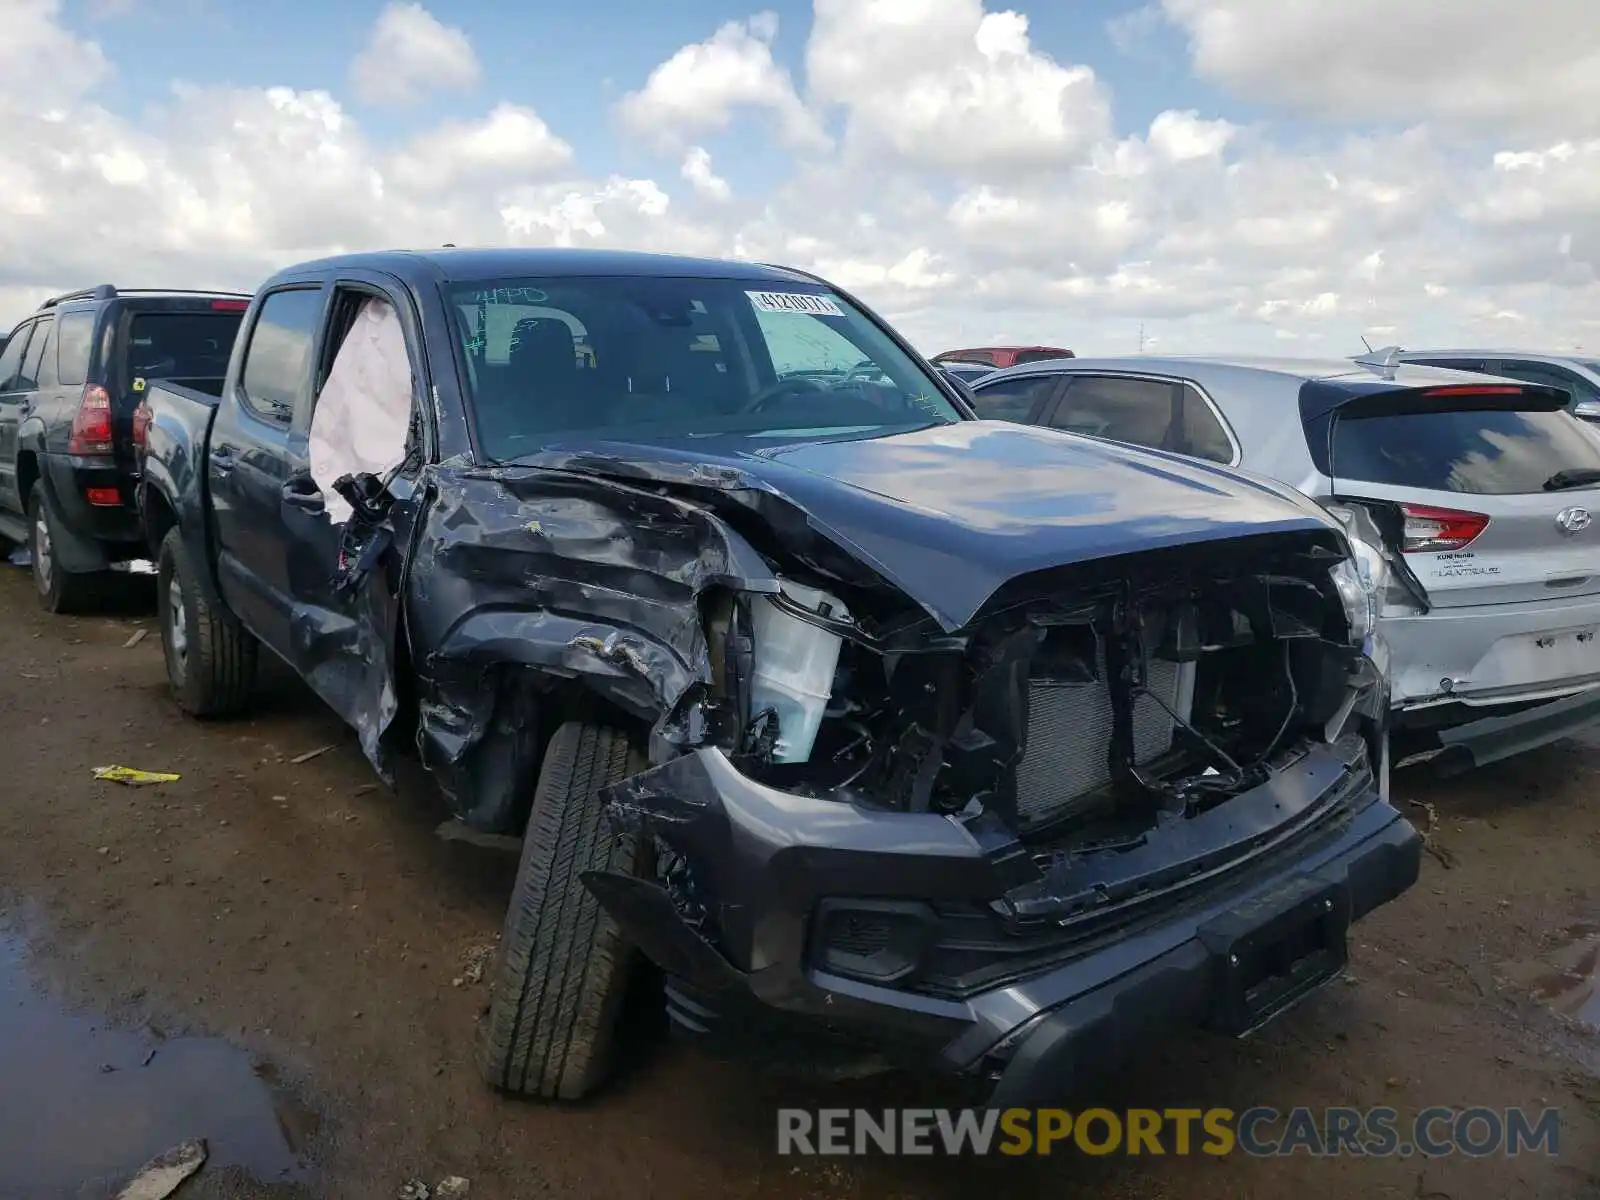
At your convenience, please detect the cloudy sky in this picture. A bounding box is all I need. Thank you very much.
[3,0,1597,356]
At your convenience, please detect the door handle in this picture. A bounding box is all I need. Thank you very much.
[281,479,325,512]
[210,446,237,474]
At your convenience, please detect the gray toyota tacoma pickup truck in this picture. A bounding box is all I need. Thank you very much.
[133,247,1420,1104]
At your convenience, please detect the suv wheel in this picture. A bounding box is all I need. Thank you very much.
[479,721,647,1100]
[157,527,258,716]
[28,488,106,614]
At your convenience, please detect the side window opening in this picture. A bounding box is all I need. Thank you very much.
[17,319,52,391]
[34,322,57,389]
[1176,385,1234,463]
[55,310,96,387]
[0,325,33,392]
[971,375,1056,422]
[308,290,418,524]
[1050,376,1175,448]
[1044,375,1234,463]
[239,288,325,427]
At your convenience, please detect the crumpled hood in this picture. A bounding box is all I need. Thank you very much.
[514,420,1342,631]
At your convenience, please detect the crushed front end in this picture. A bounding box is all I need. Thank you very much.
[586,528,1422,1099]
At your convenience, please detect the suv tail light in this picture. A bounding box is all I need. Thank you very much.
[132,399,152,450]
[67,384,115,456]
[1399,502,1489,553]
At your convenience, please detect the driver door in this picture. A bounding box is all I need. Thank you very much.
[280,272,428,759]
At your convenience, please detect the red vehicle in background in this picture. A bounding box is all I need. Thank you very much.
[932,345,1074,369]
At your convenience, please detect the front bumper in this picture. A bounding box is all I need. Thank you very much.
[587,729,1421,1098]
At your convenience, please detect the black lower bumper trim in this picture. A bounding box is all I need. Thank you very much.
[985,815,1421,1107]
[1430,687,1600,774]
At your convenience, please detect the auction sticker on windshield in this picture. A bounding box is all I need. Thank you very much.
[748,290,845,317]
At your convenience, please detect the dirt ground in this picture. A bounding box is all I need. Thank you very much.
[0,563,1597,1200]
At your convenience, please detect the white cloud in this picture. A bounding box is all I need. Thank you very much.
[350,2,480,107]
[1161,0,1600,138]
[0,0,110,100]
[681,147,731,201]
[390,103,572,189]
[1147,109,1236,161]
[4,0,1600,360]
[1106,5,1164,56]
[806,0,1111,174]
[616,13,827,151]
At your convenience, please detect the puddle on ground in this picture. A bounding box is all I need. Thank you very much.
[1504,923,1600,1032]
[0,927,314,1198]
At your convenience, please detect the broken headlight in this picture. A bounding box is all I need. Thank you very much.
[747,580,850,763]
[1330,547,1383,643]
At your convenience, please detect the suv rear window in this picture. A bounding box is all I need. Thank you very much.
[1333,404,1600,494]
[124,312,243,382]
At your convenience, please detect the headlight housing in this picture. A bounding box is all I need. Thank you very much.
[1323,504,1393,645]
[1330,555,1378,643]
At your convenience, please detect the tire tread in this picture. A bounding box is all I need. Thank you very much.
[158,527,257,717]
[479,721,643,1100]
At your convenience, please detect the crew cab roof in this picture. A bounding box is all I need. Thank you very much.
[267,247,825,288]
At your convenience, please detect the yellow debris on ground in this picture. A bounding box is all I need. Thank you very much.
[92,766,182,786]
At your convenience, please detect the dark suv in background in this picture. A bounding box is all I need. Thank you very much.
[0,285,250,610]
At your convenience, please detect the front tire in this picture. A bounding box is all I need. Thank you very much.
[479,721,647,1100]
[157,526,258,717]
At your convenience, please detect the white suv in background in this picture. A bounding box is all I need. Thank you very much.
[968,352,1600,772]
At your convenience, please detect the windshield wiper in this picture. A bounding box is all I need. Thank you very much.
[1543,468,1600,491]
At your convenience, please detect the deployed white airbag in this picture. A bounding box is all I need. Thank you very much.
[310,296,414,524]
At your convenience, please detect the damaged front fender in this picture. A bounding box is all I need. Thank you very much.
[405,465,780,831]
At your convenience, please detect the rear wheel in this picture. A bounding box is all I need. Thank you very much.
[479,721,647,1100]
[28,488,111,614]
[157,526,258,716]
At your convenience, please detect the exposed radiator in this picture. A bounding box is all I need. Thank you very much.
[1014,653,1193,829]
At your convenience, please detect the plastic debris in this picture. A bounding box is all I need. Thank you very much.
[436,1178,471,1198]
[124,629,149,648]
[398,1183,431,1200]
[93,766,182,786]
[114,1139,207,1200]
[290,744,334,764]
[6,546,28,568]
[462,941,496,984]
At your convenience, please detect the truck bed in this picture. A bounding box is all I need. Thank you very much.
[134,380,222,572]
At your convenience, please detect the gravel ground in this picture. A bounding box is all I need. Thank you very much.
[0,565,1596,1199]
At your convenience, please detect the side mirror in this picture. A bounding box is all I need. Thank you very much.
[1573,399,1600,421]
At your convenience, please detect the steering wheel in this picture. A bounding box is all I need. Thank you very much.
[743,374,830,414]
[841,360,886,385]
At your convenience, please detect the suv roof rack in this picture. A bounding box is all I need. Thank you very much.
[40,284,117,309]
[39,285,254,310]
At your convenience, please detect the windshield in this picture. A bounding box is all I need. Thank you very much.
[445,275,962,460]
